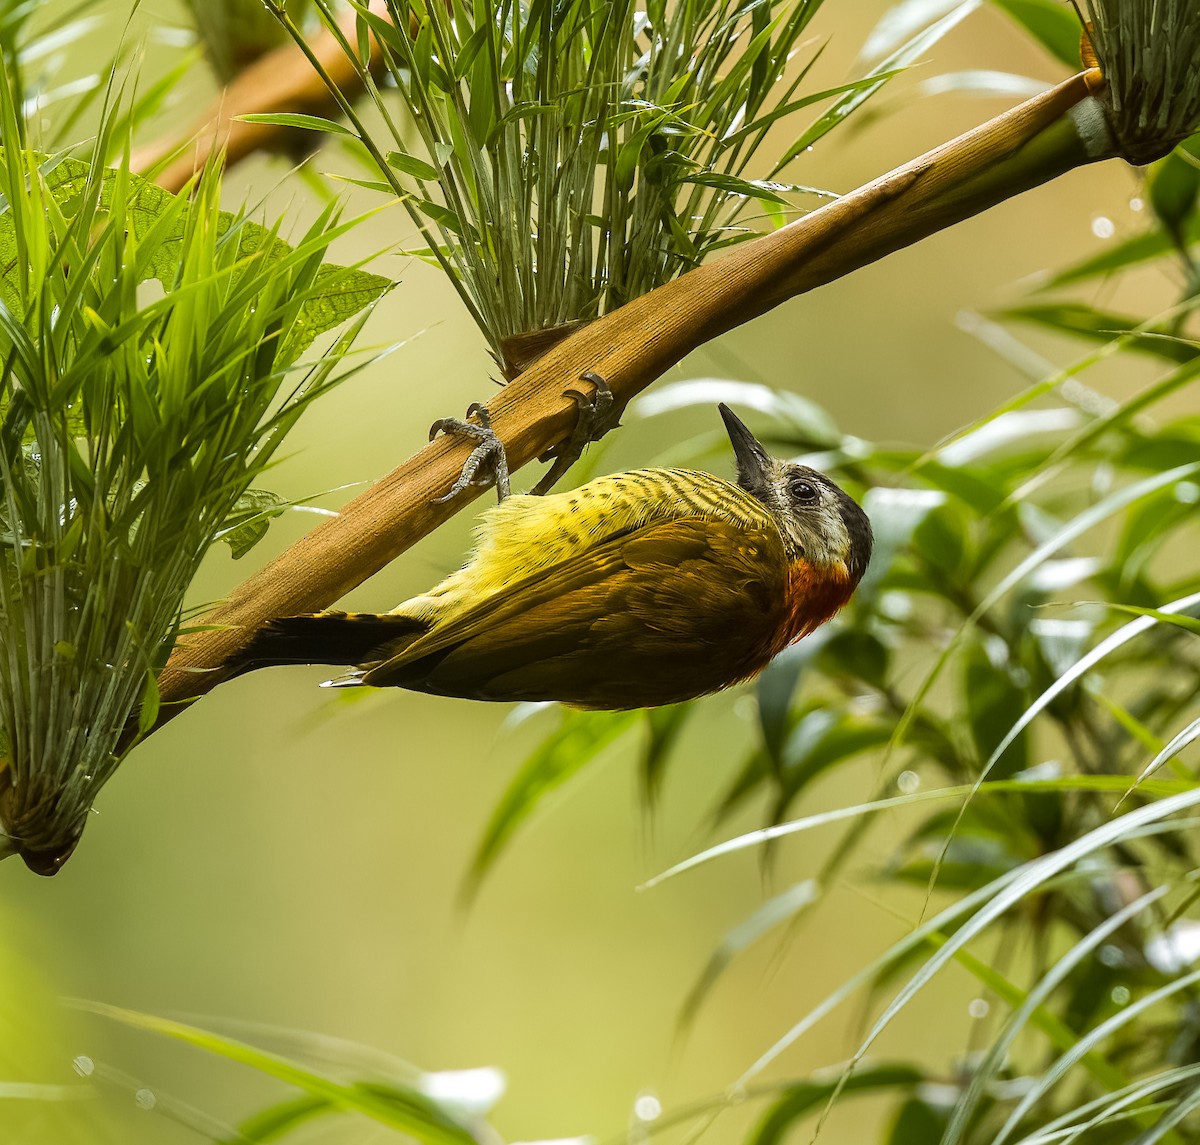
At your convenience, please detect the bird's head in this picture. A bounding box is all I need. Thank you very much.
[719,403,873,583]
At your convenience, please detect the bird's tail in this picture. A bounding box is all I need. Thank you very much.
[228,612,428,677]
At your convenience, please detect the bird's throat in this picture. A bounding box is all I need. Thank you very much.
[780,559,856,647]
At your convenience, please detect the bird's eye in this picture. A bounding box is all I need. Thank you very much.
[788,477,818,503]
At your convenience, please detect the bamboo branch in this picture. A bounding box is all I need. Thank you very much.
[130,1,390,193]
[152,69,1111,724]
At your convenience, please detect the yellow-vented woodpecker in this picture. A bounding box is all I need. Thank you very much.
[231,404,872,709]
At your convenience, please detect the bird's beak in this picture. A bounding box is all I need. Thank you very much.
[719,404,772,488]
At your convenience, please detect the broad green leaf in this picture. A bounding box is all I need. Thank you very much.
[0,152,390,359]
[217,488,289,560]
[887,1096,948,1143]
[963,640,1028,778]
[137,669,161,736]
[989,0,1083,68]
[1148,133,1200,235]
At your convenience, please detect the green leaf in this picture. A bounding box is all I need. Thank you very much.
[1147,134,1200,234]
[749,1064,924,1145]
[677,172,791,205]
[386,149,443,181]
[989,0,1083,68]
[888,1096,949,1143]
[776,5,975,169]
[465,709,640,895]
[231,1094,336,1145]
[679,880,819,1029]
[1001,303,1199,363]
[1036,211,1200,289]
[74,1002,481,1145]
[963,641,1028,778]
[0,152,390,359]
[137,671,160,736]
[1098,603,1200,636]
[235,112,355,136]
[217,488,288,560]
[640,704,690,804]
[643,775,1192,887]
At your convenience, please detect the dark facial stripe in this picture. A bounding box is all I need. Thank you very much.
[827,482,873,581]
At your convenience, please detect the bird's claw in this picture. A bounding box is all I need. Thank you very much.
[531,372,622,496]
[430,403,511,503]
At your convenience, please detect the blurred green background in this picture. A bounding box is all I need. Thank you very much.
[1,1,1178,1141]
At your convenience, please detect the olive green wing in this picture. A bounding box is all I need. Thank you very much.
[363,516,790,708]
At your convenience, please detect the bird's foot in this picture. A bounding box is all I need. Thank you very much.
[430,404,511,503]
[531,372,622,496]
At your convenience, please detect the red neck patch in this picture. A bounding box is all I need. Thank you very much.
[776,559,857,651]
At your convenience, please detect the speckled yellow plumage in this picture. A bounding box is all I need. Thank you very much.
[233,405,873,710]
[399,468,774,618]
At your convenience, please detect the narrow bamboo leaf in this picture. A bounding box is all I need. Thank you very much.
[970,590,1200,817]
[1001,303,1200,362]
[718,73,904,150]
[73,1002,481,1145]
[235,112,355,136]
[1036,212,1200,289]
[679,880,819,1029]
[749,1064,924,1145]
[465,709,640,895]
[847,793,1200,1131]
[643,775,1189,887]
[229,1094,336,1145]
[992,967,1200,1145]
[943,885,1170,1141]
[678,173,791,204]
[776,3,977,169]
[1133,717,1200,788]
[0,152,390,355]
[1099,602,1200,636]
[640,704,689,803]
[386,149,442,181]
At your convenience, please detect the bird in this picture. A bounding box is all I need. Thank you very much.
[229,404,873,709]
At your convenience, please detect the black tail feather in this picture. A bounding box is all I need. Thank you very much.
[229,612,428,676]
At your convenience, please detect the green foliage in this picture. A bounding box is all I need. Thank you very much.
[77,1002,492,1145]
[18,2,1200,1143]
[267,0,967,362]
[0,75,387,862]
[458,158,1200,1142]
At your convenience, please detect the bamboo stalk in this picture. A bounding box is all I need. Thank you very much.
[152,69,1110,721]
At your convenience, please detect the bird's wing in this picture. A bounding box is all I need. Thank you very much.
[363,513,790,706]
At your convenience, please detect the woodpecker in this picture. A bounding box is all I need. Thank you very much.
[231,404,872,709]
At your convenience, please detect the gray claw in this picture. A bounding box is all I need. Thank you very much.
[531,372,622,496]
[430,404,511,503]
